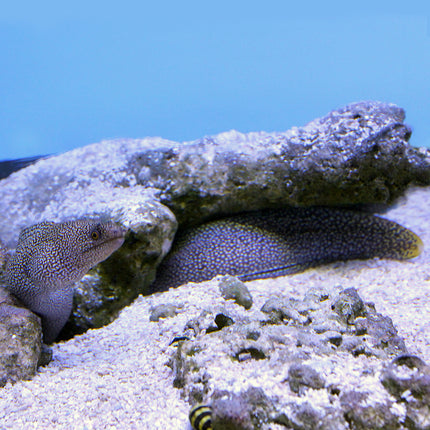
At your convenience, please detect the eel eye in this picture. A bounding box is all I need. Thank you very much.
[91,230,100,240]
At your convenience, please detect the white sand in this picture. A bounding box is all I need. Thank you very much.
[0,187,428,430]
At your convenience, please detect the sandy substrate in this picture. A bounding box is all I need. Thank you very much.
[0,187,428,430]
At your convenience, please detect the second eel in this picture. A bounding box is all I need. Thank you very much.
[151,206,423,292]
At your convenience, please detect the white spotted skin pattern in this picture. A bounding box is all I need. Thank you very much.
[151,207,422,292]
[5,220,126,343]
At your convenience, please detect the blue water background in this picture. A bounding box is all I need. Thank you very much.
[1,3,429,159]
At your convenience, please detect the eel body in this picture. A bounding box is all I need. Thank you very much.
[0,155,44,179]
[151,207,422,292]
[5,220,126,343]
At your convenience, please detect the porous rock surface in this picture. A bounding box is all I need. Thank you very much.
[169,280,427,429]
[0,287,43,387]
[0,101,429,249]
[0,101,429,353]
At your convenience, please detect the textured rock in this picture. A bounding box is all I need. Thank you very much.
[218,275,253,310]
[211,387,275,430]
[149,303,182,322]
[287,363,326,394]
[339,390,402,430]
[0,101,428,341]
[0,287,44,387]
[169,282,423,429]
[1,101,429,247]
[381,355,430,428]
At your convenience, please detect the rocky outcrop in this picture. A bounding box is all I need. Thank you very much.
[0,101,428,341]
[169,278,429,429]
[1,102,429,246]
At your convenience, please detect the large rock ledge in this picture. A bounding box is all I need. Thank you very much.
[0,101,429,248]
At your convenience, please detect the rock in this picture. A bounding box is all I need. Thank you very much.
[331,287,365,323]
[218,275,253,310]
[211,387,274,430]
[287,363,326,394]
[0,101,428,341]
[213,313,235,330]
[0,287,44,387]
[259,286,406,358]
[1,101,429,246]
[275,401,339,430]
[340,390,402,430]
[171,283,416,429]
[381,354,430,429]
[149,303,182,322]
[261,296,309,325]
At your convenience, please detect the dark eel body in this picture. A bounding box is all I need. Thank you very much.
[151,207,422,292]
[0,155,44,179]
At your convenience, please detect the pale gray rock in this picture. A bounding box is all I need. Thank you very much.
[287,363,326,394]
[381,355,430,428]
[0,101,429,247]
[218,275,253,310]
[0,287,43,386]
[331,287,365,323]
[210,387,274,430]
[339,390,401,430]
[170,284,418,428]
[149,303,182,322]
[275,401,345,430]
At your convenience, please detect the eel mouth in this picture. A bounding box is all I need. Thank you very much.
[106,225,128,249]
[110,225,128,240]
[111,235,126,250]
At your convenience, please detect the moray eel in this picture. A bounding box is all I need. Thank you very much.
[151,207,422,292]
[5,220,126,343]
